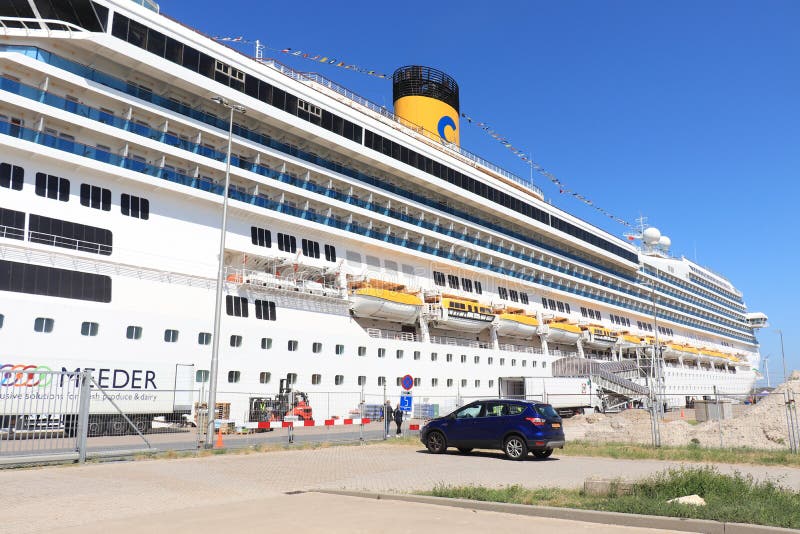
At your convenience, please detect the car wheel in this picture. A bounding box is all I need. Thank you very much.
[503,435,528,460]
[457,447,473,454]
[426,431,446,454]
[532,449,553,459]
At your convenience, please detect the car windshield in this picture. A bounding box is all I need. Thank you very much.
[534,404,559,419]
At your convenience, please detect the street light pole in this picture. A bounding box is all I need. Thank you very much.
[777,329,787,385]
[205,96,245,448]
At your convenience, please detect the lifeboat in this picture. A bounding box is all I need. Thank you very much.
[495,312,539,338]
[580,325,619,349]
[350,288,422,324]
[545,318,581,344]
[619,332,643,348]
[429,297,495,333]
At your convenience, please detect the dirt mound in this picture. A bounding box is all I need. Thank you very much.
[564,371,800,449]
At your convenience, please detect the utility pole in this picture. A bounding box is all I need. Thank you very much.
[776,329,787,385]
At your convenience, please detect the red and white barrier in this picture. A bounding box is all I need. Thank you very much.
[243,418,371,430]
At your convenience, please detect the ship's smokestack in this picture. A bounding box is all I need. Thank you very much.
[392,65,460,146]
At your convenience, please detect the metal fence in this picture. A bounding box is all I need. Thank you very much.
[3,369,798,467]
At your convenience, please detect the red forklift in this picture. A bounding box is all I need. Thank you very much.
[249,376,313,425]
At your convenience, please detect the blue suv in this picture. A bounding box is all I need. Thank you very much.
[420,399,565,460]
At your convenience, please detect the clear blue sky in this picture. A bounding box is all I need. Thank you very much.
[163,0,799,385]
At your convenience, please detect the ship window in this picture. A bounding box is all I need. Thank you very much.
[121,194,150,219]
[433,271,445,286]
[164,329,179,343]
[396,349,403,359]
[0,207,25,241]
[312,374,322,385]
[125,326,142,340]
[474,281,482,295]
[488,357,494,365]
[548,299,556,310]
[378,376,386,386]
[227,370,241,383]
[33,317,54,333]
[414,378,421,387]
[358,346,367,357]
[255,299,276,321]
[301,239,321,259]
[461,278,473,292]
[312,342,322,353]
[461,379,467,388]
[499,358,505,366]
[431,352,438,362]
[288,340,298,351]
[251,226,272,248]
[285,373,298,385]
[80,321,99,336]
[196,370,209,383]
[261,337,273,350]
[28,213,114,256]
[532,360,537,367]
[447,379,453,388]
[334,375,344,385]
[474,356,480,364]
[509,290,519,303]
[324,244,337,262]
[229,335,242,348]
[413,351,420,360]
[446,353,453,362]
[475,380,481,388]
[80,184,111,211]
[565,304,571,314]
[581,307,588,317]
[358,376,366,386]
[556,302,565,313]
[35,173,70,201]
[498,287,508,300]
[0,260,112,303]
[298,99,322,118]
[377,348,386,358]
[460,354,467,363]
[335,344,345,355]
[277,233,297,253]
[522,360,527,367]
[511,359,517,367]
[542,361,547,368]
[198,332,211,345]
[259,372,271,384]
[489,379,494,389]
[396,377,402,386]
[520,293,529,305]
[0,163,23,190]
[225,296,249,317]
[447,275,459,289]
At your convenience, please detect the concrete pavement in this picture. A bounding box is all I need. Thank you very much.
[4,442,799,533]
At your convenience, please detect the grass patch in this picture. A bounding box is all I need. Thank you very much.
[423,467,800,529]
[561,440,800,467]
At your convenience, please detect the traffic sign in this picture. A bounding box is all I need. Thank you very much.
[399,393,413,413]
[401,374,413,390]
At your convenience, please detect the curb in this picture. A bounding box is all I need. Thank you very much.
[314,490,796,534]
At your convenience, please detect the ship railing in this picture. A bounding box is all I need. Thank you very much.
[226,268,345,299]
[366,328,419,343]
[27,230,111,256]
[0,224,24,241]
[128,0,160,12]
[0,17,88,37]
[263,60,543,199]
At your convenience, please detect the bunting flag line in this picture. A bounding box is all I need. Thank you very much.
[461,112,632,228]
[212,36,390,79]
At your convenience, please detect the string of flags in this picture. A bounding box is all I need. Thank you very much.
[213,36,390,79]
[213,36,631,227]
[460,113,632,228]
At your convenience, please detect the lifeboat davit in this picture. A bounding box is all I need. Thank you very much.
[430,298,495,333]
[350,288,422,324]
[545,319,581,344]
[580,325,619,349]
[495,313,539,338]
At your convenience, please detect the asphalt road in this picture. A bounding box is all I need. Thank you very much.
[4,441,800,533]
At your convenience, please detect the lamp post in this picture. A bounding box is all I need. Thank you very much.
[205,96,245,448]
[647,281,662,447]
[776,329,787,385]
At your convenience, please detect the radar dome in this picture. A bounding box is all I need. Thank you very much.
[642,227,661,245]
[658,236,671,250]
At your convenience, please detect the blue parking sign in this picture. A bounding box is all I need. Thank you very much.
[400,392,413,413]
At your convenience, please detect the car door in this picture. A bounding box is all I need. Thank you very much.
[479,401,507,448]
[445,402,484,446]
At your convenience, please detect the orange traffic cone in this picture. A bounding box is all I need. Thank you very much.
[680,409,685,419]
[215,426,224,448]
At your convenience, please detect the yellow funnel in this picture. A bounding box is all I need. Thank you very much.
[393,66,460,146]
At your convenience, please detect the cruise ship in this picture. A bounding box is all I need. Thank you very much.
[0,0,768,427]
